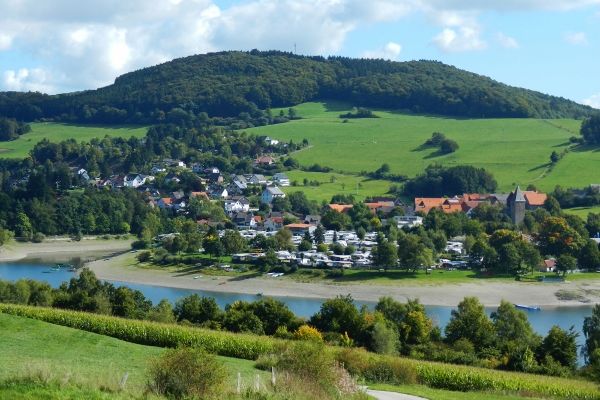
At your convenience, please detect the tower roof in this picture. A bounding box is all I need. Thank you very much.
[514,186,526,202]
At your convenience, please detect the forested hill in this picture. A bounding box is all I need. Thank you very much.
[0,50,593,123]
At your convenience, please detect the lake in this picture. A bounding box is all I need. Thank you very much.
[1,259,594,363]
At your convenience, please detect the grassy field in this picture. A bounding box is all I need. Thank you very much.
[249,102,597,192]
[282,170,391,202]
[289,268,600,285]
[564,204,600,218]
[0,122,147,159]
[0,313,266,397]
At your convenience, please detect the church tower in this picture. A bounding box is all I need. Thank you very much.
[509,186,526,225]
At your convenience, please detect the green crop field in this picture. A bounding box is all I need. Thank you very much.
[0,122,148,159]
[249,102,597,192]
[0,313,266,397]
[281,170,391,203]
[564,204,600,218]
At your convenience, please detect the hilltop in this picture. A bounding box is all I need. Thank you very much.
[0,50,594,123]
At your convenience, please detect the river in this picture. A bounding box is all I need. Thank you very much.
[1,259,594,363]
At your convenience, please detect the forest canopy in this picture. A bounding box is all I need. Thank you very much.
[0,50,594,124]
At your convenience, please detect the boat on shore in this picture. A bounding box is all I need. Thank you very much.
[515,304,541,311]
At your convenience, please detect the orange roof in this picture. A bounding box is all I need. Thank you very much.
[269,217,284,223]
[160,197,172,204]
[414,198,463,214]
[190,191,209,199]
[328,204,353,213]
[524,191,547,206]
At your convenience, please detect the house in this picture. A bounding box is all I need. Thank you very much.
[264,136,279,146]
[124,174,147,188]
[304,215,322,225]
[157,197,173,209]
[165,159,187,168]
[190,191,209,201]
[255,156,275,166]
[172,198,187,212]
[507,186,547,224]
[414,197,463,214]
[261,186,286,204]
[232,175,248,189]
[264,216,284,231]
[165,173,181,184]
[245,174,267,185]
[209,186,228,199]
[365,201,396,215]
[540,258,556,273]
[203,167,220,175]
[285,223,316,236]
[172,190,185,200]
[151,165,166,175]
[272,173,290,187]
[232,212,258,229]
[328,204,353,213]
[77,168,90,182]
[392,215,423,229]
[190,163,203,173]
[224,197,250,214]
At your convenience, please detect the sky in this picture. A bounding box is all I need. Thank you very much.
[0,0,599,108]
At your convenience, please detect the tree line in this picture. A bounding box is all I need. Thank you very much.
[0,51,593,124]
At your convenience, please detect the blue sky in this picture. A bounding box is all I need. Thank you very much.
[0,0,599,107]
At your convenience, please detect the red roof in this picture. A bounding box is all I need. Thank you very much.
[285,223,315,229]
[160,197,172,205]
[524,191,547,206]
[328,204,353,213]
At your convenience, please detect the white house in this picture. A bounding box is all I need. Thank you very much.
[261,186,286,204]
[151,165,166,175]
[264,137,279,146]
[245,174,267,185]
[272,173,290,187]
[392,215,423,229]
[224,197,250,214]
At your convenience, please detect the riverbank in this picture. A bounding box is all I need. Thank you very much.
[0,238,134,263]
[87,253,600,307]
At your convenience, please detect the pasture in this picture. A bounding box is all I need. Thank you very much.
[282,170,391,203]
[0,122,147,159]
[0,313,265,397]
[249,102,595,192]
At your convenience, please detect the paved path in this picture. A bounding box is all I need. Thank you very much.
[366,389,427,400]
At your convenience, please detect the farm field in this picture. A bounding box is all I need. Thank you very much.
[249,102,596,192]
[0,313,266,397]
[0,122,147,159]
[282,170,391,203]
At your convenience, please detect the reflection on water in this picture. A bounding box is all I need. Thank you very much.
[0,259,594,364]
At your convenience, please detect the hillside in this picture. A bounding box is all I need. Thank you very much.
[248,102,594,192]
[0,51,593,123]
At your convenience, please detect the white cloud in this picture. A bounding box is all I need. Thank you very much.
[0,0,599,93]
[362,42,402,60]
[430,12,486,52]
[0,34,13,50]
[3,68,56,93]
[496,32,519,48]
[564,31,588,45]
[583,93,600,109]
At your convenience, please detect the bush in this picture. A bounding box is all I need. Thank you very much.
[31,232,45,243]
[335,348,417,385]
[148,347,227,399]
[136,251,152,263]
[131,240,149,249]
[294,325,323,342]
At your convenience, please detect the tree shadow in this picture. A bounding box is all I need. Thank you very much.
[528,163,551,172]
[322,100,353,113]
[227,272,262,282]
[552,141,571,147]
[422,150,447,159]
[569,144,600,153]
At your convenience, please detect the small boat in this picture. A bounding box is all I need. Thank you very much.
[515,304,541,311]
[193,275,201,279]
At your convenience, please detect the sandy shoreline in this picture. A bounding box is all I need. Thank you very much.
[86,253,600,307]
[0,239,134,263]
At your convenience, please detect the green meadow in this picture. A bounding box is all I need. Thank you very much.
[0,122,147,159]
[250,102,597,192]
[0,313,266,398]
[282,170,391,203]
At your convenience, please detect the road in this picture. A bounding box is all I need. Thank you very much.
[366,389,427,400]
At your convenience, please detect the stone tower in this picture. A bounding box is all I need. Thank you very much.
[510,185,526,225]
